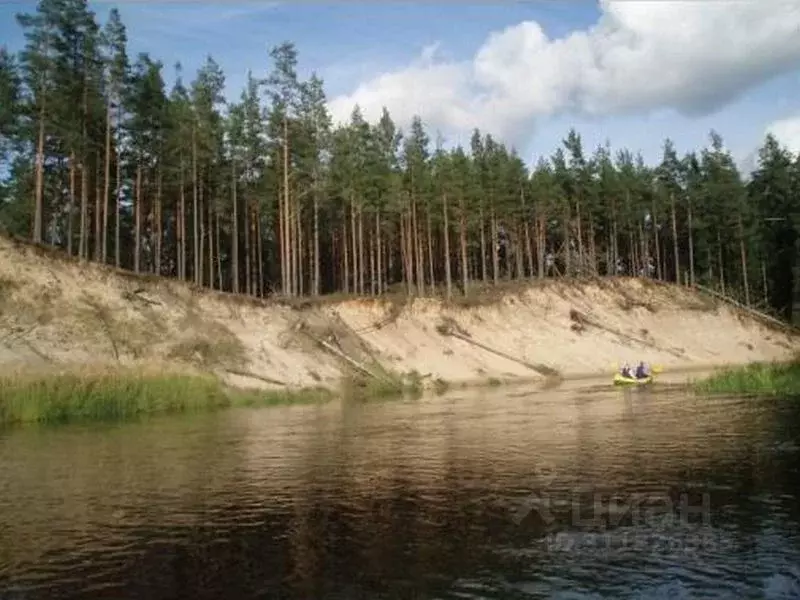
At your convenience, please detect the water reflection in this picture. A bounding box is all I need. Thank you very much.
[1,386,799,599]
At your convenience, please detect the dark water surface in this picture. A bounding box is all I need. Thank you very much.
[1,385,800,599]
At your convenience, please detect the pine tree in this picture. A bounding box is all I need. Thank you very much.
[99,7,127,266]
[16,0,66,244]
[295,73,331,296]
[264,42,301,296]
[189,55,225,287]
[749,134,798,318]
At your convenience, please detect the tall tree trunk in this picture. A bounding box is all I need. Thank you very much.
[479,203,487,283]
[32,96,46,244]
[400,211,410,294]
[629,230,636,276]
[192,125,199,285]
[521,187,533,278]
[297,200,303,296]
[443,193,452,300]
[563,207,571,276]
[350,196,357,295]
[413,197,425,295]
[651,201,661,280]
[407,210,415,294]
[231,160,239,294]
[459,193,469,295]
[369,217,376,296]
[79,160,86,260]
[244,201,252,295]
[155,166,162,276]
[215,211,223,290]
[670,193,680,284]
[207,199,214,290]
[313,192,320,296]
[248,204,255,295]
[384,223,390,291]
[134,164,141,273]
[524,219,534,279]
[256,204,263,297]
[146,170,155,275]
[611,198,619,275]
[491,209,499,284]
[537,216,546,278]
[638,220,646,277]
[707,247,714,287]
[576,198,584,276]
[178,154,186,280]
[199,175,205,287]
[687,198,695,286]
[426,206,434,291]
[79,82,88,262]
[376,210,382,295]
[282,118,291,296]
[717,230,725,295]
[278,157,286,294]
[358,206,365,295]
[343,220,350,294]
[68,153,75,257]
[102,94,111,264]
[94,160,101,262]
[115,102,122,268]
[588,218,597,276]
[738,214,750,307]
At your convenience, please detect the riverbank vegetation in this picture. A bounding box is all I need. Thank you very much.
[341,368,425,400]
[0,2,797,323]
[0,368,333,426]
[694,356,800,397]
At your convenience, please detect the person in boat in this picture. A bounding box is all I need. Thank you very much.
[635,361,650,379]
[620,363,633,378]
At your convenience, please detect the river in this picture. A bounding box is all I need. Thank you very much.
[1,383,800,599]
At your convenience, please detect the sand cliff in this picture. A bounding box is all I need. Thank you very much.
[0,235,797,390]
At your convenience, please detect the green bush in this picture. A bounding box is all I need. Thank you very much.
[693,358,800,397]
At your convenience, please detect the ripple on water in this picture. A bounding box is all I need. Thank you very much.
[0,389,799,599]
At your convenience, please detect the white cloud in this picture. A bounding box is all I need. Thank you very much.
[327,0,800,146]
[766,115,800,154]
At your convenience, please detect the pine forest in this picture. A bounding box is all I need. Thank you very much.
[0,1,798,322]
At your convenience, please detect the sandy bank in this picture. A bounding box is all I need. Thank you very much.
[0,235,797,390]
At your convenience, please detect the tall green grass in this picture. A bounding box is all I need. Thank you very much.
[0,369,334,426]
[693,357,800,397]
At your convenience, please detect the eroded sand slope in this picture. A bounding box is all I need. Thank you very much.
[0,236,797,389]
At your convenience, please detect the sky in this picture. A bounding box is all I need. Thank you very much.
[2,0,800,173]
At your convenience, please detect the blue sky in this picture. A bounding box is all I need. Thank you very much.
[2,1,800,172]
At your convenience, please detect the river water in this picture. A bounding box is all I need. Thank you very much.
[1,383,800,599]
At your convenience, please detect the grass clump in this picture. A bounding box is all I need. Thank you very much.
[693,357,800,397]
[341,368,424,400]
[0,367,337,427]
[0,370,229,426]
[228,386,333,407]
[432,377,450,395]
